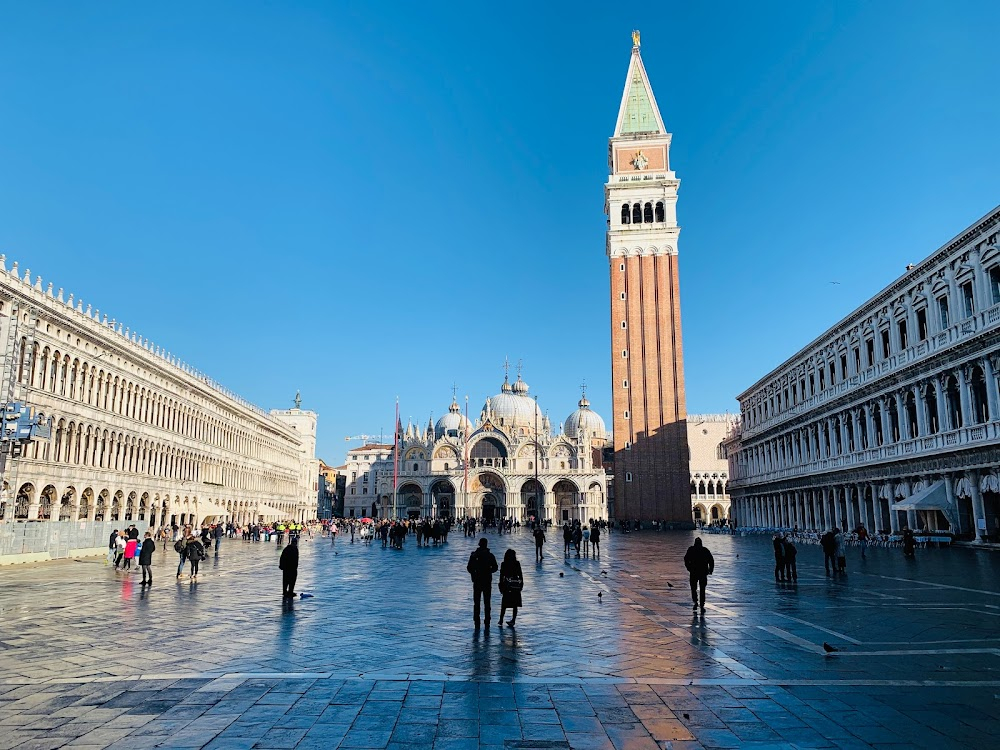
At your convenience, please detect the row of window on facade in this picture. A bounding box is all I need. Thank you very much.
[21,418,292,495]
[743,266,1000,428]
[738,361,994,477]
[16,341,286,461]
[620,202,666,224]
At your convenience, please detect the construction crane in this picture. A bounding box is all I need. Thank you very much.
[345,432,388,444]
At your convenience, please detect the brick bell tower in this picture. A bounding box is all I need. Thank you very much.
[606,31,690,525]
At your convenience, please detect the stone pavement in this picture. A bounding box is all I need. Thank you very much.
[1,527,999,749]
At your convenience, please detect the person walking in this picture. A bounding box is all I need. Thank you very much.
[185,534,205,581]
[581,525,591,558]
[174,534,188,578]
[683,537,715,612]
[113,531,127,569]
[213,524,224,555]
[497,548,523,628]
[820,528,837,574]
[834,527,846,572]
[781,535,798,582]
[279,537,299,598]
[466,538,498,629]
[591,523,601,557]
[772,533,786,581]
[902,527,916,557]
[139,531,155,585]
[532,525,546,562]
[108,529,119,565]
[562,524,572,557]
[123,535,138,571]
[572,524,583,558]
[857,524,869,560]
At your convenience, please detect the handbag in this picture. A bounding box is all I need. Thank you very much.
[505,574,523,592]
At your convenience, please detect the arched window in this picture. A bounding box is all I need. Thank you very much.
[971,365,989,424]
[945,374,962,429]
[643,202,653,223]
[655,202,665,222]
[632,203,641,224]
[888,398,901,442]
[621,204,630,224]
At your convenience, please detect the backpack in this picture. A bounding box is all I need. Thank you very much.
[174,539,186,553]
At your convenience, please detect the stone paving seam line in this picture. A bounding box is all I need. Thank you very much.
[828,648,1000,657]
[772,613,863,645]
[757,625,829,655]
[865,573,1000,597]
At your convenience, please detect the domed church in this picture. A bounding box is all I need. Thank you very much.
[370,370,610,523]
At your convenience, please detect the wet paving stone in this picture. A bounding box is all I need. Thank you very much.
[1,529,999,747]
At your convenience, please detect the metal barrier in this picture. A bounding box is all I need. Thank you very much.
[0,520,120,561]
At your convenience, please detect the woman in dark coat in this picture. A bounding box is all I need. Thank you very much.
[497,548,523,627]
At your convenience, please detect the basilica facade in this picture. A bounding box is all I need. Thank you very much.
[344,373,610,523]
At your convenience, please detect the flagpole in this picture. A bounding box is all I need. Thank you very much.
[393,397,399,520]
[464,395,469,521]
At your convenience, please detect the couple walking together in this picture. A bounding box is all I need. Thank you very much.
[467,538,522,629]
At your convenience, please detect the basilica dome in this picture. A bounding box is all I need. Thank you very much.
[435,397,472,439]
[483,375,543,430]
[564,395,607,440]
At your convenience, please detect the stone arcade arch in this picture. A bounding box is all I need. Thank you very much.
[59,487,76,521]
[397,482,423,519]
[521,479,544,520]
[38,485,56,520]
[430,479,455,518]
[16,483,35,519]
[475,472,506,523]
[553,479,579,523]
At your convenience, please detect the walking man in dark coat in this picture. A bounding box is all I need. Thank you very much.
[467,538,498,629]
[279,537,299,598]
[683,537,715,612]
[773,533,786,581]
[138,531,155,585]
[532,525,546,562]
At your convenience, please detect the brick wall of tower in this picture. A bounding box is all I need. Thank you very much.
[610,253,690,523]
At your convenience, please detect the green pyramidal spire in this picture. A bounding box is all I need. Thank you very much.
[615,36,665,137]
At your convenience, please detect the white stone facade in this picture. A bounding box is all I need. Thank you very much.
[725,206,1000,540]
[344,375,610,523]
[0,256,319,527]
[687,415,735,524]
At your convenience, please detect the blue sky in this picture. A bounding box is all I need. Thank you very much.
[1,1,998,464]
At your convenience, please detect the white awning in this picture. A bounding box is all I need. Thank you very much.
[894,480,948,511]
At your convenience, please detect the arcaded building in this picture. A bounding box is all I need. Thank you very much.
[725,206,1000,541]
[688,415,736,524]
[0,256,319,528]
[606,33,690,524]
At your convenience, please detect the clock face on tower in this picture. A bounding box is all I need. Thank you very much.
[631,151,648,170]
